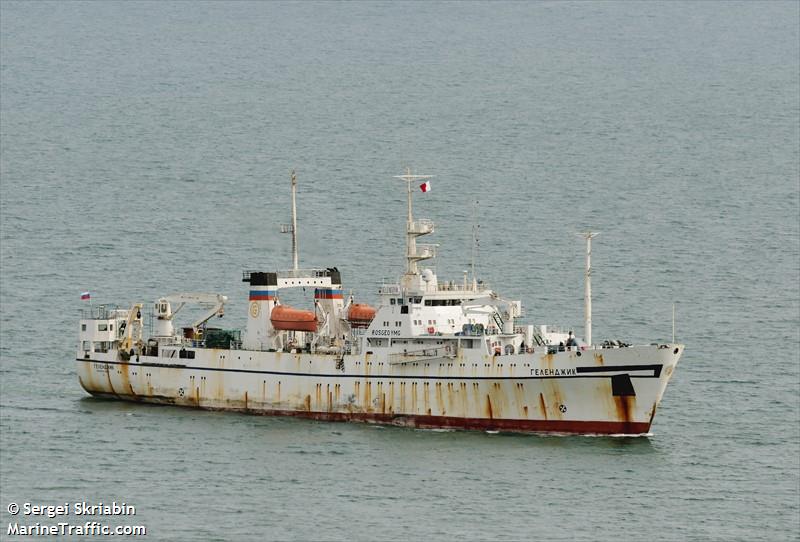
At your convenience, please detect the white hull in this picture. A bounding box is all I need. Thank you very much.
[77,344,681,434]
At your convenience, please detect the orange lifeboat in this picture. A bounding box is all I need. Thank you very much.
[270,305,317,332]
[347,303,377,328]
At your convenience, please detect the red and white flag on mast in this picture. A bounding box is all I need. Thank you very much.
[419,181,431,193]
[80,291,91,300]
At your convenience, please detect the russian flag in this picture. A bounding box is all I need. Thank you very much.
[80,291,91,300]
[419,181,431,193]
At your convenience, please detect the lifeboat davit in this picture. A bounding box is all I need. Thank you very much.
[347,303,377,328]
[270,305,317,332]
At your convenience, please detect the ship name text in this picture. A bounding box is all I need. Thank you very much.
[530,368,578,376]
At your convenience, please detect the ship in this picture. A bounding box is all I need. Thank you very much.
[76,169,683,435]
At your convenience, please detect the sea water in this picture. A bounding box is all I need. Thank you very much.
[1,2,798,540]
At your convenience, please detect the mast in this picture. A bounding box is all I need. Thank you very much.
[291,170,298,271]
[393,168,434,276]
[280,170,300,271]
[578,232,600,345]
[471,200,479,290]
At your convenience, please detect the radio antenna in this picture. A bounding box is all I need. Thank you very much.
[280,170,300,271]
[471,200,480,290]
[577,231,600,346]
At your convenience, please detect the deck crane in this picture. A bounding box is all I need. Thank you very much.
[152,293,228,338]
[117,303,144,355]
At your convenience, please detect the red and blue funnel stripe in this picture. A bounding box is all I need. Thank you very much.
[249,289,277,301]
[314,288,343,300]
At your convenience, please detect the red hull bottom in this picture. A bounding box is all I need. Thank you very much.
[87,391,651,435]
[272,409,651,435]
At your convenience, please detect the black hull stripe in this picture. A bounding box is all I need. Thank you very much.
[576,364,662,377]
[78,359,663,381]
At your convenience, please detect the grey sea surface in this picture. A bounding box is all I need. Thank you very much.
[1,1,798,540]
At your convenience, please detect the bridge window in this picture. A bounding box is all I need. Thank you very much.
[97,323,107,331]
[81,324,86,331]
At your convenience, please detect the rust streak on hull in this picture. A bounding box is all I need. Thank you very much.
[613,395,636,423]
[104,365,119,398]
[594,353,604,365]
[119,363,139,400]
[539,393,548,420]
[84,392,651,434]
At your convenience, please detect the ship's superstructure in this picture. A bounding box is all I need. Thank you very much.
[76,169,683,435]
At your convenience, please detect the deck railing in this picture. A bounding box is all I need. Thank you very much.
[79,305,122,319]
[388,345,456,365]
[378,282,401,295]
